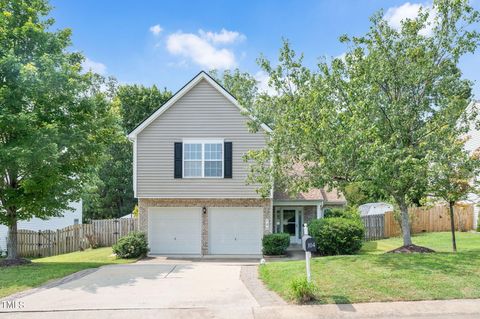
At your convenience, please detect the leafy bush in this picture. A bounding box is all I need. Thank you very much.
[112,232,149,258]
[262,233,290,255]
[290,277,317,303]
[323,207,360,220]
[308,217,364,255]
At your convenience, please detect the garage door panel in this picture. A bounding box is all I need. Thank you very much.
[209,207,263,255]
[148,207,201,255]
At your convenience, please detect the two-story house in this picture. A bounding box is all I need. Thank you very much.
[128,71,345,256]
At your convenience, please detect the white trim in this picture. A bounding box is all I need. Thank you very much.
[182,138,224,179]
[133,139,137,197]
[274,200,323,206]
[316,203,323,219]
[127,71,272,140]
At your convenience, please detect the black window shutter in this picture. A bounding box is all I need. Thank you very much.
[174,142,182,178]
[224,142,232,178]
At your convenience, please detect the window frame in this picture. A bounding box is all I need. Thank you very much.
[182,138,224,178]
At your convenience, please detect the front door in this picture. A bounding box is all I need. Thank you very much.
[275,208,303,244]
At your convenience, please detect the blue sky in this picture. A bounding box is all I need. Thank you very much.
[50,0,480,97]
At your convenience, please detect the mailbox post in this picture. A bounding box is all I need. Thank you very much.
[302,223,316,282]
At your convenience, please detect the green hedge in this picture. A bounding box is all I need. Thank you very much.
[308,217,364,255]
[323,207,360,220]
[262,233,290,255]
[112,232,149,258]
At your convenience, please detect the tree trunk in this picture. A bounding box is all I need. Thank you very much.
[449,201,457,252]
[398,198,412,246]
[6,218,18,260]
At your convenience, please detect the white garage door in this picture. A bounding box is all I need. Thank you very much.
[148,207,202,255]
[209,207,263,255]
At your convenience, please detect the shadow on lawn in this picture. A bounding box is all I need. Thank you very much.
[370,251,480,276]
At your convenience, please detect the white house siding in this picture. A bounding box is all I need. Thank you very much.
[136,79,268,198]
[465,101,480,229]
[0,200,82,254]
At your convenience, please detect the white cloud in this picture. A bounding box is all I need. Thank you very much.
[384,2,435,36]
[255,71,277,96]
[334,52,346,62]
[166,31,238,69]
[82,58,106,75]
[199,28,246,44]
[149,24,163,36]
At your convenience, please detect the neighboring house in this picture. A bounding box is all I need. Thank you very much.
[128,71,345,256]
[358,202,393,217]
[464,100,480,229]
[0,200,82,254]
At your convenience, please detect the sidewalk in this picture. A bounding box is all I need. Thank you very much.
[254,298,480,318]
[2,299,479,319]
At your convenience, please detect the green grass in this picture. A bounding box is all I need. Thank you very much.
[0,247,134,298]
[260,232,480,304]
[361,231,480,254]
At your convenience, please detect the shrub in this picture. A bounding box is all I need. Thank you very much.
[290,277,317,303]
[323,207,360,220]
[308,217,364,255]
[112,232,149,258]
[262,233,290,255]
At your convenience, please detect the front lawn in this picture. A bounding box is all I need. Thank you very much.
[259,232,480,304]
[361,231,480,254]
[0,247,134,298]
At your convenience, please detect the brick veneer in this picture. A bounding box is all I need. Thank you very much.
[138,198,272,255]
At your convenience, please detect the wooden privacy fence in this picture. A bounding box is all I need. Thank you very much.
[15,218,138,258]
[91,218,139,246]
[384,204,474,238]
[361,214,385,241]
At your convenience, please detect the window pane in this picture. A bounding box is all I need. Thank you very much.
[184,161,202,177]
[205,161,222,177]
[184,143,201,160]
[204,143,222,160]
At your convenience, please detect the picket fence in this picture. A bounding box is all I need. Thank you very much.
[15,218,138,258]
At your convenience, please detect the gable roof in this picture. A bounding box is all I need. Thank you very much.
[127,71,272,140]
[273,188,347,204]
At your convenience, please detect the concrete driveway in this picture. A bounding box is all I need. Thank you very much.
[2,260,265,313]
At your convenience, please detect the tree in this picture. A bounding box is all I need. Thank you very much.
[210,69,274,130]
[248,0,479,248]
[428,134,480,251]
[116,84,172,133]
[0,0,117,260]
[82,84,171,220]
[343,182,388,207]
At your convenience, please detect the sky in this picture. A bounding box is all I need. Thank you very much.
[50,0,480,97]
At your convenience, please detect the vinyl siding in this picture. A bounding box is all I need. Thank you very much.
[136,79,268,198]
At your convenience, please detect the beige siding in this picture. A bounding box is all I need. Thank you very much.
[136,79,268,198]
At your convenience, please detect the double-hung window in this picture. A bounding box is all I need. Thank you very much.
[183,139,223,178]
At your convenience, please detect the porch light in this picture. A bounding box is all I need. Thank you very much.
[202,206,207,214]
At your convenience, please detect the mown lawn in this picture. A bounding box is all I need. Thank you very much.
[259,232,480,304]
[0,247,134,298]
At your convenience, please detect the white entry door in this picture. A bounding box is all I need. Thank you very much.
[274,208,303,244]
[208,207,263,255]
[148,207,202,255]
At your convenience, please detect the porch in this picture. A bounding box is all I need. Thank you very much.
[272,201,324,244]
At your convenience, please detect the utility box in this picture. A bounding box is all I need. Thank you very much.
[302,235,317,252]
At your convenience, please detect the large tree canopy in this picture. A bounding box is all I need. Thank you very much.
[82,84,172,220]
[247,0,479,247]
[0,0,117,259]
